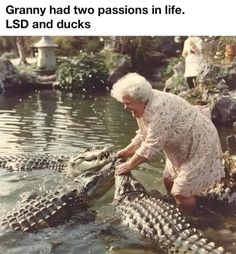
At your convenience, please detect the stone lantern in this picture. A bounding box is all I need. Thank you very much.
[34,36,58,74]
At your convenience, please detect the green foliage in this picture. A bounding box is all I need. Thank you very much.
[99,50,129,72]
[56,51,109,91]
[15,62,37,73]
[161,57,182,78]
[118,37,165,72]
[167,75,185,95]
[1,51,18,59]
[0,37,17,54]
[53,37,103,56]
[0,36,104,58]
[16,71,37,86]
[202,36,236,64]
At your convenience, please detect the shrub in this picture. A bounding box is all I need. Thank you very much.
[161,57,183,78]
[56,51,109,91]
[1,51,18,59]
[202,36,236,64]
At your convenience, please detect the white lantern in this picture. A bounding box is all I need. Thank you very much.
[34,36,58,74]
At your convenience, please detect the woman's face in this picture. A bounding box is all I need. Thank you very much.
[122,95,145,118]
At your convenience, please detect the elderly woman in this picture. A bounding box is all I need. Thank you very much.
[111,73,224,213]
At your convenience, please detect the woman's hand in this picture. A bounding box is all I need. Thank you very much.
[116,148,130,159]
[115,154,147,175]
[116,143,140,159]
[115,161,132,175]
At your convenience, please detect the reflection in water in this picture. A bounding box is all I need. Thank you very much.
[0,90,235,253]
[0,90,146,172]
[0,90,140,154]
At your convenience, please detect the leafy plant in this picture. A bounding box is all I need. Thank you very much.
[1,51,18,59]
[161,57,183,78]
[56,51,109,91]
[202,36,236,64]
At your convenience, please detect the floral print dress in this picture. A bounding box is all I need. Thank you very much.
[131,90,225,197]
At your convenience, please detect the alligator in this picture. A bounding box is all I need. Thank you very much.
[0,146,114,177]
[0,158,120,232]
[113,172,229,254]
[195,152,236,214]
[200,176,236,214]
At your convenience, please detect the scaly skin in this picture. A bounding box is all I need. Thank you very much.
[0,146,114,177]
[198,153,236,214]
[0,158,119,232]
[114,173,229,254]
[201,176,236,214]
[0,153,69,172]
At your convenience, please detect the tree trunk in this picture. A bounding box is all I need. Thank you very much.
[16,37,28,65]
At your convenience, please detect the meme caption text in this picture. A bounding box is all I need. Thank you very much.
[5,4,185,29]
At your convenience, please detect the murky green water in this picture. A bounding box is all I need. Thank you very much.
[0,90,235,253]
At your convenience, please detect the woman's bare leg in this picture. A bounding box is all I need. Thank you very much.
[163,177,173,195]
[174,195,197,213]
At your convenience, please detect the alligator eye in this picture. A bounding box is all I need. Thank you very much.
[85,176,99,190]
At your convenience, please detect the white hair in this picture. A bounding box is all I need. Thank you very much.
[111,73,152,103]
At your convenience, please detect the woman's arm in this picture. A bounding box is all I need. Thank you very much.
[116,142,140,159]
[115,153,147,175]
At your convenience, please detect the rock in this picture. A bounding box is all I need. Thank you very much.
[215,229,234,242]
[163,61,186,94]
[226,134,236,155]
[0,58,19,91]
[198,62,221,85]
[147,52,165,66]
[215,79,229,93]
[211,92,236,125]
[198,62,236,91]
[223,64,236,90]
[0,58,36,92]
[157,37,182,57]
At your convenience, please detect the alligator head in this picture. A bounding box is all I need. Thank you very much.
[74,157,120,200]
[0,146,115,175]
[65,146,115,177]
[113,172,148,204]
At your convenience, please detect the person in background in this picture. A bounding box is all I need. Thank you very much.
[111,73,224,213]
[182,36,203,90]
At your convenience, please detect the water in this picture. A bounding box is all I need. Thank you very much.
[0,89,235,254]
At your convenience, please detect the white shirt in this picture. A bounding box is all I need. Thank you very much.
[182,37,203,77]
